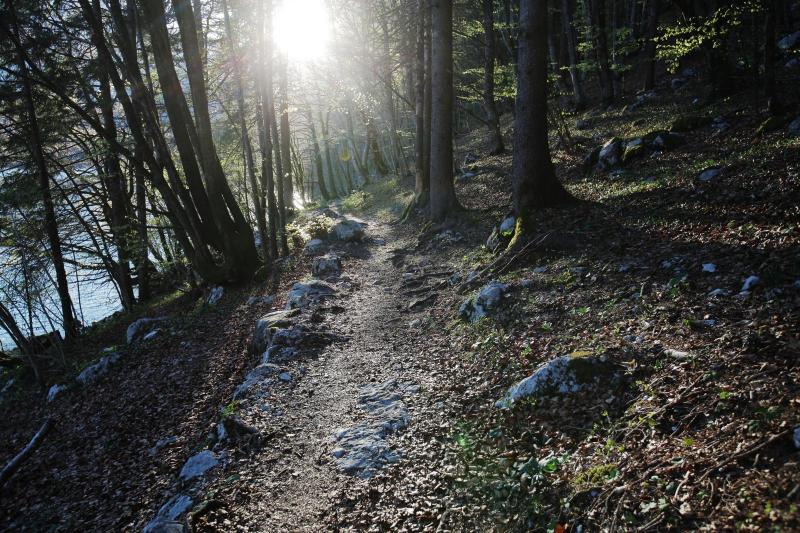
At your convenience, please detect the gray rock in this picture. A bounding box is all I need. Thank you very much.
[149,436,177,456]
[459,281,509,322]
[234,363,282,398]
[76,352,121,386]
[304,238,325,255]
[499,216,516,236]
[794,426,800,449]
[285,281,336,310]
[331,380,418,478]
[709,288,731,297]
[331,218,366,242]
[252,309,299,354]
[741,275,760,292]
[143,521,187,533]
[178,450,218,481]
[150,494,193,526]
[598,138,623,170]
[246,295,274,306]
[698,167,722,182]
[496,355,617,408]
[278,372,292,382]
[788,116,800,136]
[206,286,224,305]
[312,253,342,278]
[778,30,800,50]
[127,318,167,344]
[143,329,161,342]
[47,384,66,403]
[702,263,717,273]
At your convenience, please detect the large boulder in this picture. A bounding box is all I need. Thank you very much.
[496,354,618,408]
[285,280,336,310]
[127,317,167,344]
[312,253,342,278]
[459,281,509,322]
[252,309,299,354]
[76,352,121,386]
[331,218,366,242]
[206,286,224,305]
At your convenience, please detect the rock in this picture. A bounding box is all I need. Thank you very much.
[463,152,478,166]
[234,363,282,398]
[206,286,224,305]
[794,427,800,449]
[709,288,731,297]
[285,281,336,310]
[622,139,645,163]
[127,318,167,344]
[331,380,418,478]
[741,275,760,292]
[644,130,686,151]
[304,238,325,255]
[246,295,274,306]
[278,372,292,382]
[143,329,161,342]
[252,309,299,356]
[179,450,218,481]
[786,58,800,69]
[331,218,366,242]
[145,494,193,532]
[670,114,711,132]
[496,354,617,408]
[582,145,602,172]
[47,384,66,403]
[312,253,342,278]
[143,521,188,533]
[456,171,476,183]
[788,116,800,136]
[597,138,623,170]
[702,263,717,273]
[459,281,509,322]
[149,436,177,456]
[778,30,800,50]
[671,77,688,90]
[216,417,257,442]
[575,118,590,130]
[486,216,516,252]
[664,348,691,360]
[76,352,121,386]
[697,167,722,182]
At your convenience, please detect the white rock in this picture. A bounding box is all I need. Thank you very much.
[312,254,342,278]
[207,286,224,305]
[127,318,166,344]
[702,263,717,273]
[278,372,292,382]
[179,450,218,481]
[741,275,760,292]
[252,309,299,354]
[332,218,366,242]
[246,295,274,306]
[285,281,336,309]
[47,384,66,403]
[496,355,614,408]
[233,363,281,399]
[143,329,161,342]
[709,288,731,297]
[459,281,509,322]
[76,352,121,386]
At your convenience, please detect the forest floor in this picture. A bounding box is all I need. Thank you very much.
[1,83,799,532]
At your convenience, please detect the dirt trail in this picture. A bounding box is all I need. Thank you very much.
[196,218,442,531]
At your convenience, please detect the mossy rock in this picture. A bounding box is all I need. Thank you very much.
[622,142,645,164]
[669,114,712,132]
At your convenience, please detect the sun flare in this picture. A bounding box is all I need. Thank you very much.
[274,0,331,63]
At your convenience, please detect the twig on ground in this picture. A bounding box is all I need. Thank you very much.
[0,418,51,489]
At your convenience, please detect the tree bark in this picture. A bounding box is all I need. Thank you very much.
[512,0,575,225]
[562,0,587,108]
[413,0,430,206]
[642,0,660,91]
[482,0,505,155]
[429,0,458,221]
[590,0,615,105]
[308,112,331,200]
[278,52,293,209]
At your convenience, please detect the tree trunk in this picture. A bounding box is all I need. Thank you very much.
[278,52,293,209]
[642,0,660,91]
[429,0,458,221]
[7,0,78,338]
[764,1,781,115]
[512,0,575,226]
[256,0,278,259]
[482,0,505,155]
[308,112,331,200]
[591,0,615,105]
[320,111,340,197]
[562,0,587,108]
[414,0,430,206]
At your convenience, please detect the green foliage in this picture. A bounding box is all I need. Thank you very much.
[655,2,764,71]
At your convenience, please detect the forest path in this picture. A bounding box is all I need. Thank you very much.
[201,217,443,531]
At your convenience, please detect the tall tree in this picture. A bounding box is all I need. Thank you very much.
[278,52,294,209]
[6,0,78,338]
[561,0,587,108]
[429,0,458,221]
[482,0,505,155]
[511,0,575,237]
[642,0,660,91]
[413,0,430,207]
